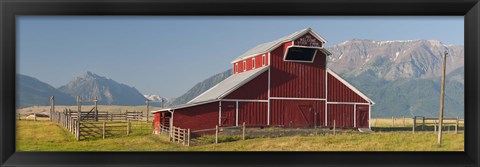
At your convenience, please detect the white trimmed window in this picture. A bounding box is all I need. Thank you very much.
[284,47,317,62]
[235,63,238,73]
[252,58,256,69]
[243,61,246,71]
[262,54,266,66]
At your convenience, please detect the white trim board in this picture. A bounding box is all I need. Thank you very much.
[270,97,326,101]
[221,99,268,102]
[327,102,371,105]
[236,101,239,126]
[325,62,328,126]
[218,101,222,125]
[267,53,271,126]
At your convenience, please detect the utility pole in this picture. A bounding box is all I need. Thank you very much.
[146,100,150,122]
[437,50,448,146]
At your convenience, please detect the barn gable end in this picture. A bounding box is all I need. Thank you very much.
[270,41,327,99]
[327,69,374,104]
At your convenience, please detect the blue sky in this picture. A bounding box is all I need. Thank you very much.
[17,16,463,98]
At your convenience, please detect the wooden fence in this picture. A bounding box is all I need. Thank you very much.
[412,116,463,134]
[60,109,144,121]
[50,109,149,141]
[169,126,190,146]
[189,122,247,144]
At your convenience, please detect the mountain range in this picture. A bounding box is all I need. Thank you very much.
[17,72,149,108]
[169,69,232,106]
[17,39,464,118]
[16,74,75,108]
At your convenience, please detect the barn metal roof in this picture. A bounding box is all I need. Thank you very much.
[189,66,269,103]
[151,99,220,113]
[231,28,329,63]
[151,66,269,114]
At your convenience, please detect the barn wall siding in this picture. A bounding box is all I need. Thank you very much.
[172,102,219,131]
[270,42,326,98]
[356,104,370,128]
[224,70,268,100]
[270,99,325,128]
[153,113,160,134]
[327,73,368,103]
[238,102,268,126]
[327,104,355,128]
[220,101,236,127]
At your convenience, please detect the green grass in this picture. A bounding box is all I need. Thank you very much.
[16,120,464,151]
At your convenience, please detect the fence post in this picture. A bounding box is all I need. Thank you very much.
[183,129,187,146]
[333,120,336,136]
[412,117,416,134]
[215,125,219,144]
[242,122,246,140]
[434,120,437,133]
[168,125,175,141]
[76,120,80,141]
[422,117,425,130]
[187,129,191,147]
[455,118,459,134]
[177,127,180,144]
[34,113,37,121]
[127,119,131,136]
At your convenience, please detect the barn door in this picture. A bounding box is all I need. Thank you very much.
[356,105,369,128]
[284,101,315,128]
[221,101,236,127]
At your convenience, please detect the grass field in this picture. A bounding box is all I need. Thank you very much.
[16,120,464,151]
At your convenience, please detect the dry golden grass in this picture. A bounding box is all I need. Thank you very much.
[17,120,464,152]
[371,118,464,128]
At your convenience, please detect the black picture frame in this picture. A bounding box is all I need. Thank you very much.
[1,0,478,166]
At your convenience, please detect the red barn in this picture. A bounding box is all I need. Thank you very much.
[152,28,374,135]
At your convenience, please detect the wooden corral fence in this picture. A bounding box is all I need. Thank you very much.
[154,122,248,146]
[61,108,144,121]
[169,126,191,146]
[189,122,247,144]
[156,124,170,135]
[49,96,150,141]
[412,116,463,134]
[50,109,141,140]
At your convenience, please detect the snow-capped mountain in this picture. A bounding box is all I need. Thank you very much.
[144,94,163,101]
[326,39,464,80]
[143,94,173,107]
